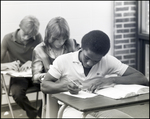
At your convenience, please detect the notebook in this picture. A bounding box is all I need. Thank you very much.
[1,69,32,77]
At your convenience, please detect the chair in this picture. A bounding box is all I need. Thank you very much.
[1,73,40,118]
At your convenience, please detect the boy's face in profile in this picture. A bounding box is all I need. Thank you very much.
[19,23,35,42]
[20,29,32,41]
[80,48,103,69]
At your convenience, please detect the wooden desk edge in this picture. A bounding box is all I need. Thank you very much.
[52,93,149,112]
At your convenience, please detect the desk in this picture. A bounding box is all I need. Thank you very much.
[52,93,149,118]
[1,71,15,118]
[1,71,40,118]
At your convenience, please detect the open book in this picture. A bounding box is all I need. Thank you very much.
[62,84,149,99]
[94,84,149,99]
[1,69,32,77]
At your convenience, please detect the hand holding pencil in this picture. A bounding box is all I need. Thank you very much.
[67,80,83,95]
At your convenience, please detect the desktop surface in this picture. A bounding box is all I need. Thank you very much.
[52,93,149,112]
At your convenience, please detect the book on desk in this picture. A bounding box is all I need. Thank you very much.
[94,84,149,99]
[1,69,32,77]
[62,84,149,100]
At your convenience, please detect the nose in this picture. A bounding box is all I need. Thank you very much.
[59,42,63,46]
[59,40,65,46]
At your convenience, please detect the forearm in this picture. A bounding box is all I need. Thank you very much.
[1,63,8,70]
[82,78,101,89]
[82,72,149,91]
[32,57,45,83]
[114,72,149,86]
[32,73,46,83]
[41,80,68,94]
[1,62,19,71]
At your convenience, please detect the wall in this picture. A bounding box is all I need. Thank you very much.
[1,1,114,54]
[114,1,137,68]
[1,1,114,105]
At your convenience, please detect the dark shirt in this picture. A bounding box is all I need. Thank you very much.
[1,29,43,64]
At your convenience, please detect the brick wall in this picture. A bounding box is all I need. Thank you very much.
[114,1,137,68]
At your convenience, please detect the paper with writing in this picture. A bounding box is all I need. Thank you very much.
[62,90,97,98]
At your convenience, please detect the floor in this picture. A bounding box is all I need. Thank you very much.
[1,100,149,118]
[1,100,41,118]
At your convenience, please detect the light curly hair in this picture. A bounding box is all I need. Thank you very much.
[19,15,40,37]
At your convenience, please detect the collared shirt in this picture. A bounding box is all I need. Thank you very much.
[32,39,80,83]
[48,50,128,82]
[1,29,43,64]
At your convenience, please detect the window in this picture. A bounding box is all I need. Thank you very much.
[141,1,149,34]
[145,44,149,81]
[136,1,149,78]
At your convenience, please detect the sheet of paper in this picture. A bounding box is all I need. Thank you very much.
[62,90,97,98]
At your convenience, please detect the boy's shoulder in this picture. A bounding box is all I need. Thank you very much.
[56,51,78,62]
[58,51,74,58]
[4,32,14,40]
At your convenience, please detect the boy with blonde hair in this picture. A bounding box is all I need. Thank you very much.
[1,15,43,118]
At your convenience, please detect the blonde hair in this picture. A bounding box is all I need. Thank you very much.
[19,15,40,36]
[44,16,70,44]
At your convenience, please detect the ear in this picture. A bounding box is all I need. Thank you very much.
[80,48,83,51]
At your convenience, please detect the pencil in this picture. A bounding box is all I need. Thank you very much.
[69,79,83,88]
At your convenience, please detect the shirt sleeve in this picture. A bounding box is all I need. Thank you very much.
[105,55,128,76]
[1,33,11,62]
[48,56,64,79]
[1,34,9,51]
[32,48,44,83]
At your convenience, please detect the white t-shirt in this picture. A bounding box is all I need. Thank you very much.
[48,50,128,82]
[48,50,130,118]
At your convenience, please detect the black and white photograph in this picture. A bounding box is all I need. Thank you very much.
[1,1,149,118]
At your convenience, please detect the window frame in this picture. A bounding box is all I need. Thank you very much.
[136,1,149,75]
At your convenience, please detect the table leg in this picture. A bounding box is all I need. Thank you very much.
[1,74,15,118]
[46,94,59,118]
[82,112,89,118]
[57,103,68,118]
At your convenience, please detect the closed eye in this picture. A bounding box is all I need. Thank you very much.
[85,56,89,60]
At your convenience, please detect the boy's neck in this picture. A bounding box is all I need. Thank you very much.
[78,50,91,76]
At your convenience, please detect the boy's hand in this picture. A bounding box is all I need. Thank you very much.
[6,60,20,71]
[67,81,81,94]
[88,78,115,93]
[19,61,32,71]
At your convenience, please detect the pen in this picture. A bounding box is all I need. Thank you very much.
[69,79,83,88]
